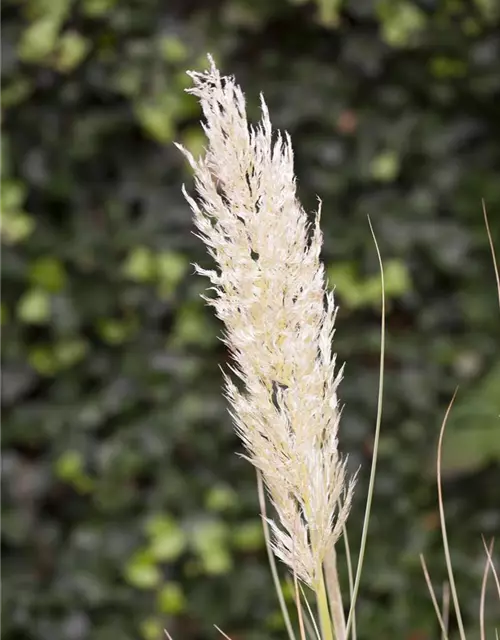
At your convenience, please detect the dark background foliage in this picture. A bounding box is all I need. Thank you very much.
[2,0,500,639]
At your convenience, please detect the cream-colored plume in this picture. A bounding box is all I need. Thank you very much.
[177,55,354,589]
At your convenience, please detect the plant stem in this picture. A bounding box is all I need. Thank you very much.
[345,217,385,638]
[316,569,335,640]
[256,471,297,640]
[324,550,345,640]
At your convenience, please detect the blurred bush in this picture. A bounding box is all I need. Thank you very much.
[2,0,500,639]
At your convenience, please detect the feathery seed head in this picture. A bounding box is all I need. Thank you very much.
[177,55,355,588]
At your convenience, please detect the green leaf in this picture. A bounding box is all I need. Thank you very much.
[156,251,188,296]
[2,78,33,108]
[18,18,60,62]
[55,450,94,493]
[114,67,142,97]
[315,0,343,27]
[440,424,500,475]
[438,363,500,475]
[17,289,50,324]
[232,521,264,551]
[190,520,232,574]
[370,150,400,182]
[82,0,117,17]
[171,305,215,347]
[29,340,87,375]
[430,57,468,79]
[190,520,228,550]
[30,257,66,292]
[125,550,161,589]
[136,103,174,143]
[54,339,88,367]
[159,35,188,62]
[1,211,35,244]
[474,0,500,22]
[377,0,426,48]
[266,609,288,631]
[157,583,186,614]
[179,127,206,160]
[56,450,85,480]
[0,181,34,244]
[140,617,163,640]
[1,180,25,211]
[97,318,137,345]
[200,548,233,575]
[56,31,91,72]
[146,515,187,562]
[205,485,239,513]
[383,260,412,297]
[327,259,411,309]
[29,345,57,375]
[27,0,72,21]
[123,246,156,282]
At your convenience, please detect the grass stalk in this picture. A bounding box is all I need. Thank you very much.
[298,582,322,640]
[214,625,233,640]
[294,568,308,640]
[324,550,346,640]
[441,582,450,640]
[345,216,386,638]
[481,536,500,600]
[316,569,335,640]
[256,471,297,640]
[479,540,494,640]
[340,514,356,640]
[482,199,500,310]
[436,389,467,640]
[420,554,449,640]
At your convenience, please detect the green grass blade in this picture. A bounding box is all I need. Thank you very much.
[345,216,385,638]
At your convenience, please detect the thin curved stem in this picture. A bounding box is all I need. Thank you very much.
[316,569,334,640]
[437,390,466,640]
[324,550,345,640]
[345,216,385,638]
[482,199,500,310]
[420,554,449,640]
[340,514,356,640]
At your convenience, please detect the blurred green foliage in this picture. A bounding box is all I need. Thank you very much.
[2,0,500,639]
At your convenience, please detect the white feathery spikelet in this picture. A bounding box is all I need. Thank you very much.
[176,55,355,589]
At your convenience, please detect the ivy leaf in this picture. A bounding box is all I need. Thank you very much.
[18,18,60,62]
[438,363,500,476]
[17,289,50,324]
[125,550,161,589]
